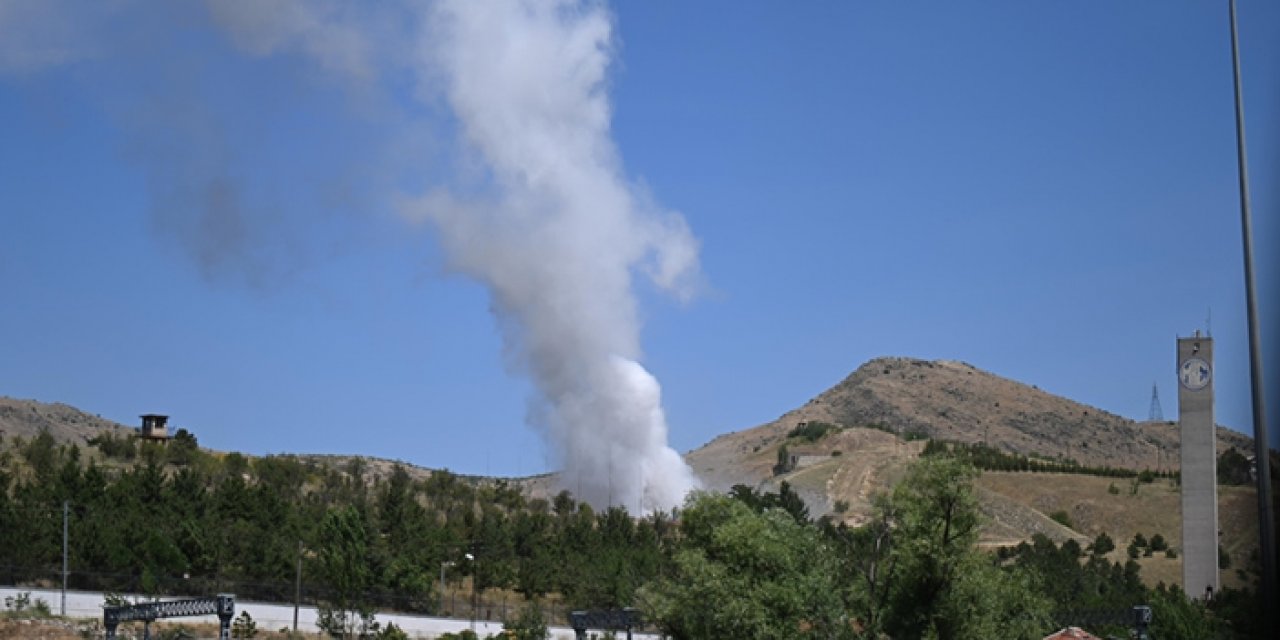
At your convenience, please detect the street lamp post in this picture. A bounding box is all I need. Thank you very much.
[465,553,476,633]
[294,541,303,633]
[1227,0,1276,614]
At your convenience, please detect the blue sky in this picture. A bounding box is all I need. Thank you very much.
[1,1,1277,478]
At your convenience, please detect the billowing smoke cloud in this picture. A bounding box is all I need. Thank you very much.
[1,0,407,287]
[0,0,701,511]
[407,0,701,511]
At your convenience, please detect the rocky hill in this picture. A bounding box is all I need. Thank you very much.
[683,356,1261,588]
[0,396,137,446]
[688,357,1252,491]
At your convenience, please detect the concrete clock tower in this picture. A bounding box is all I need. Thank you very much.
[1177,331,1219,599]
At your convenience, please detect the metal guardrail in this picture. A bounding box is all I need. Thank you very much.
[104,594,235,640]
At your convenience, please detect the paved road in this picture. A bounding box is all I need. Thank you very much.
[1,586,659,639]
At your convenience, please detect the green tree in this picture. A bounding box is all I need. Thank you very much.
[167,428,200,466]
[864,455,1054,639]
[932,554,1054,640]
[1089,532,1115,556]
[315,506,377,638]
[637,492,847,640]
[374,466,433,611]
[774,444,791,475]
[503,601,549,640]
[1148,584,1222,640]
[879,456,980,638]
[1149,533,1167,552]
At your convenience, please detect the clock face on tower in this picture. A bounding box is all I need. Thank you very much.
[1180,357,1212,391]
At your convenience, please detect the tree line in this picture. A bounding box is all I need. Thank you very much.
[0,430,670,630]
[921,439,1182,480]
[0,429,1269,639]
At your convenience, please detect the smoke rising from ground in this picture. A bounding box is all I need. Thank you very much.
[412,0,701,511]
[0,0,701,510]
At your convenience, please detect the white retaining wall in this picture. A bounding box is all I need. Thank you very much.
[0,586,659,639]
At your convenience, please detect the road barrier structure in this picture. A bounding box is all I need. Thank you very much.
[104,594,235,640]
[568,608,643,640]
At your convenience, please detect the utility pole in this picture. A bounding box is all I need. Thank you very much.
[466,552,476,633]
[1228,0,1276,613]
[293,541,302,632]
[61,500,68,617]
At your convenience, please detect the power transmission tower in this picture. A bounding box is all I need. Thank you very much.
[1148,383,1164,422]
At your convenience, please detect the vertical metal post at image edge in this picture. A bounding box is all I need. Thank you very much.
[1228,0,1276,614]
[61,500,68,617]
[294,540,302,632]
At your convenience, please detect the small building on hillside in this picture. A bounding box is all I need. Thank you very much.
[786,445,831,470]
[139,414,170,442]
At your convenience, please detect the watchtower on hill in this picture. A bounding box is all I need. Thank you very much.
[139,414,171,442]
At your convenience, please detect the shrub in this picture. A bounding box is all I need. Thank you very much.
[1218,449,1252,485]
[773,444,791,476]
[786,421,839,443]
[1150,533,1168,552]
[503,602,549,640]
[231,611,257,638]
[1108,482,1120,495]
[3,592,51,618]
[1049,510,1073,529]
[438,632,479,640]
[921,439,949,457]
[88,431,137,460]
[155,625,195,640]
[1089,532,1115,556]
[377,622,409,639]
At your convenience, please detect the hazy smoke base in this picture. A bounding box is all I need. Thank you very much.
[0,0,701,511]
[413,0,701,511]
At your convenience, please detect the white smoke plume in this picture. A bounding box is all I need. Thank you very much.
[0,0,702,511]
[408,0,701,511]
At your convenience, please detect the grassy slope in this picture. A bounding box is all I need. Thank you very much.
[976,471,1260,590]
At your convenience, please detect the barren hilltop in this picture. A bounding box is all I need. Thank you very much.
[689,356,1251,488]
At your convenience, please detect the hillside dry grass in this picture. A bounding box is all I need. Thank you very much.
[977,471,1260,590]
[693,419,1262,592]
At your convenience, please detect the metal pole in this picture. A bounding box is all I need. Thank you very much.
[1228,0,1276,612]
[293,541,302,632]
[61,500,67,617]
[439,561,451,616]
[466,552,476,632]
